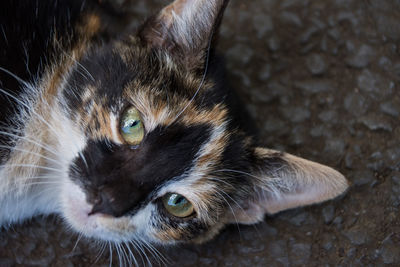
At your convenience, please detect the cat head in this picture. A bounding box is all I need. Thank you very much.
[55,0,349,245]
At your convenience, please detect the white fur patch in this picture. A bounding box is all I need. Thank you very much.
[110,113,123,144]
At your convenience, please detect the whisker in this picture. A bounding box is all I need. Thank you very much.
[60,47,95,82]
[79,151,89,173]
[130,240,146,267]
[1,25,8,45]
[17,181,64,187]
[214,186,246,216]
[212,168,289,191]
[2,179,65,197]
[121,243,129,266]
[0,125,22,133]
[0,145,61,166]
[115,243,120,267]
[29,186,64,204]
[212,168,262,180]
[0,87,63,144]
[72,232,84,253]
[0,130,59,156]
[139,240,159,266]
[136,238,152,267]
[171,25,215,123]
[139,237,170,266]
[213,182,263,240]
[5,175,60,181]
[94,241,107,264]
[213,190,242,239]
[206,176,235,189]
[3,181,63,198]
[125,241,139,267]
[1,163,63,173]
[109,242,113,267]
[25,176,62,181]
[0,66,30,87]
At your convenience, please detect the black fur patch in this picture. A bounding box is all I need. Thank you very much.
[69,123,211,217]
[0,0,90,121]
[0,0,127,160]
[63,46,132,114]
[0,0,123,160]
[0,0,86,157]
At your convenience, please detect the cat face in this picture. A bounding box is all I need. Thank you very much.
[54,0,348,245]
[60,37,247,244]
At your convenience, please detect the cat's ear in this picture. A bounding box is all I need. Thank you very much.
[227,148,349,224]
[138,0,229,68]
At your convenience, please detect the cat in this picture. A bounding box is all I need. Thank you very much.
[0,0,348,261]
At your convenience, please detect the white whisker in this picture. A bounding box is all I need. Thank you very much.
[0,130,59,156]
[130,239,146,267]
[94,241,107,264]
[212,168,262,180]
[125,241,139,267]
[139,237,170,266]
[136,238,152,267]
[0,85,65,148]
[0,145,61,166]
[109,242,113,267]
[171,26,215,123]
[0,66,30,87]
[3,180,63,196]
[116,243,122,267]
[213,190,241,238]
[1,163,63,173]
[78,151,89,173]
[72,232,84,253]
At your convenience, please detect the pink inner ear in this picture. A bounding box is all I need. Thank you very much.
[140,0,227,52]
[142,0,197,48]
[259,185,335,215]
[162,0,189,16]
[225,148,349,225]
[225,200,266,225]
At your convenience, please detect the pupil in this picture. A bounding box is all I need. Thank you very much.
[174,196,185,205]
[128,120,139,128]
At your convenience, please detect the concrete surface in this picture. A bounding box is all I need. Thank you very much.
[1,0,400,266]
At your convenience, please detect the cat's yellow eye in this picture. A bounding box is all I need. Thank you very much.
[120,107,144,145]
[162,193,194,218]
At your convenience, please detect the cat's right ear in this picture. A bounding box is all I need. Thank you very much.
[138,0,229,69]
[226,148,349,224]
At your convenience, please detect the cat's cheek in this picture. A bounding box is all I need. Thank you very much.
[129,204,161,243]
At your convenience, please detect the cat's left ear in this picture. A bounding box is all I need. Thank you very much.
[139,0,229,68]
[226,148,349,224]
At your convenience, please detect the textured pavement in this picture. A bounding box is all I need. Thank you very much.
[1,0,400,266]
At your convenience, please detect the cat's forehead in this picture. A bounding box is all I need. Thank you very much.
[66,37,228,140]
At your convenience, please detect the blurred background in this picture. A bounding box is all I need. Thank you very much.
[1,0,400,265]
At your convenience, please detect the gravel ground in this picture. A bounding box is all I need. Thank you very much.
[1,0,400,266]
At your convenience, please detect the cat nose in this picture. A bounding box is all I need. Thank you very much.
[89,191,121,217]
[89,194,115,219]
[87,183,145,217]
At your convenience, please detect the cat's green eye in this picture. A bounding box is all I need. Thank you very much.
[120,107,144,145]
[162,193,194,218]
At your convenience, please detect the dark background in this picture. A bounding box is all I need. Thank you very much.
[1,0,400,266]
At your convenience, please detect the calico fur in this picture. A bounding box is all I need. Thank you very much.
[0,0,349,257]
